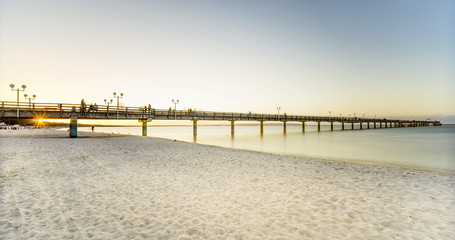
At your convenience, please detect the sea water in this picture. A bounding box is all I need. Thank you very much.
[90,124,455,173]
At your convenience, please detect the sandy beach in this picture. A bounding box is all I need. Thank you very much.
[0,128,454,239]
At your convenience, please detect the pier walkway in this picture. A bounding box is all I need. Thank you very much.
[1,101,439,138]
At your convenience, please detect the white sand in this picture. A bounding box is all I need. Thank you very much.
[0,128,454,239]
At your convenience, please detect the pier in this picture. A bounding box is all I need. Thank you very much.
[1,101,439,138]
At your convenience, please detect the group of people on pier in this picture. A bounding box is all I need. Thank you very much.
[80,99,98,113]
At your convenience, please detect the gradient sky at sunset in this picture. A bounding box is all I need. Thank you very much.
[1,0,454,122]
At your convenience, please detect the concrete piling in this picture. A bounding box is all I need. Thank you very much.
[193,120,198,136]
[69,116,77,138]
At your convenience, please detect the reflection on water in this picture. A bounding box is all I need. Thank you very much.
[93,124,455,173]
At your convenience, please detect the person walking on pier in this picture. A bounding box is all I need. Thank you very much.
[80,99,86,112]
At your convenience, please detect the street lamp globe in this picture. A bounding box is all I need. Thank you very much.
[22,85,27,89]
[24,94,28,98]
[10,84,15,89]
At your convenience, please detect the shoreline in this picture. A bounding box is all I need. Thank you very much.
[1,128,454,239]
[4,127,454,175]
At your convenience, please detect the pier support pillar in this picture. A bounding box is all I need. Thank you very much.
[260,121,264,134]
[380,122,382,128]
[69,116,77,138]
[193,120,198,136]
[142,121,147,136]
[389,122,392,128]
[139,119,152,136]
[302,121,305,132]
[283,121,287,133]
[351,122,354,130]
[374,122,376,129]
[360,122,363,130]
[385,122,388,128]
[230,120,235,135]
[341,122,345,130]
[367,122,370,129]
[317,121,320,132]
[330,121,333,131]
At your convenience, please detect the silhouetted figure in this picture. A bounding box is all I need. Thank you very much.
[91,126,95,132]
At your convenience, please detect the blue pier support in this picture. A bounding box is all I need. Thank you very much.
[69,116,77,138]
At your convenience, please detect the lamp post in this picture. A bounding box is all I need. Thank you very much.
[24,94,36,110]
[172,99,179,119]
[10,84,26,118]
[113,92,123,119]
[277,106,281,115]
[104,98,113,114]
[329,111,332,118]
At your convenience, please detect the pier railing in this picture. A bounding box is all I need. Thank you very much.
[0,101,436,125]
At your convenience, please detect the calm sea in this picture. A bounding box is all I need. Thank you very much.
[88,124,455,173]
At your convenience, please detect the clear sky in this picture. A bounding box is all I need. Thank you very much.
[1,0,454,122]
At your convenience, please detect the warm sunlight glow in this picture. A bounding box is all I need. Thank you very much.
[41,119,70,123]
